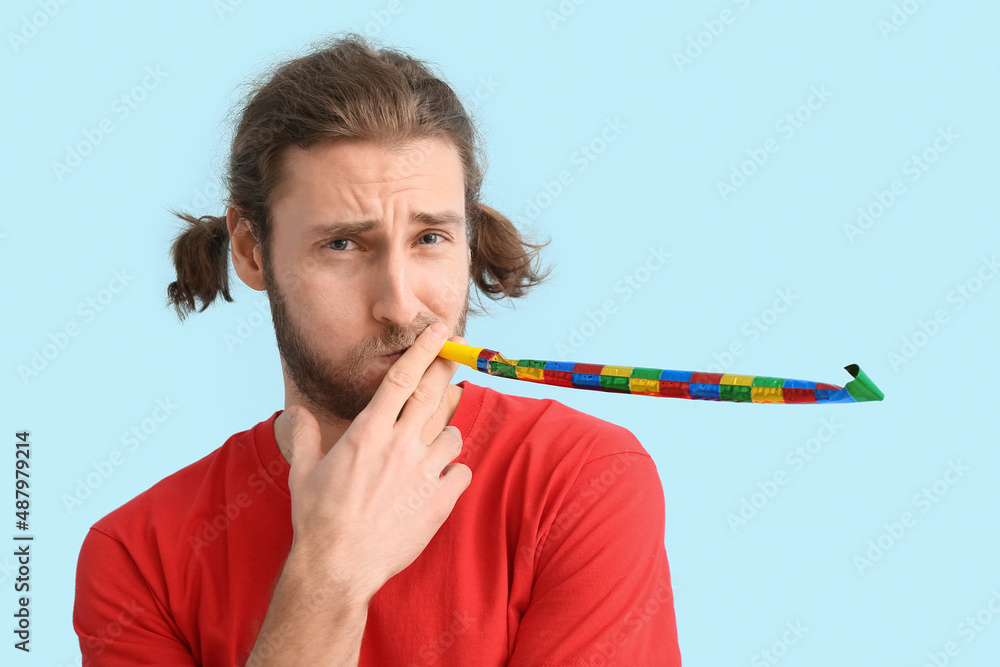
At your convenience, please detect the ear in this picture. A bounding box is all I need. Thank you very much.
[227,206,266,291]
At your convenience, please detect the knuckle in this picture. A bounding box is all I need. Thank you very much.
[409,386,436,408]
[385,367,415,390]
[349,411,371,429]
[346,423,376,448]
[449,463,473,487]
[434,426,462,449]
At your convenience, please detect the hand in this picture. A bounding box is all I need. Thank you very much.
[282,322,473,603]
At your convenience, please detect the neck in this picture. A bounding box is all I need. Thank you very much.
[273,383,464,464]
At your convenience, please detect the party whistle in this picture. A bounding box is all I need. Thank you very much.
[438,340,884,405]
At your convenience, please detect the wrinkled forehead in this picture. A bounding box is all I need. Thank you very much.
[273,137,463,204]
[257,138,470,262]
[268,137,467,237]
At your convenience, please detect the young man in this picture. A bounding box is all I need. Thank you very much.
[73,33,682,666]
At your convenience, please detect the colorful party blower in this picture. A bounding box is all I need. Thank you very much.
[438,341,884,405]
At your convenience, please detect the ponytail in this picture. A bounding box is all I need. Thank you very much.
[470,202,552,301]
[165,211,234,321]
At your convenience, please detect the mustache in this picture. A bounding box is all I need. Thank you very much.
[353,315,443,358]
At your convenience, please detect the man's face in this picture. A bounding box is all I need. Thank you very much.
[262,137,471,423]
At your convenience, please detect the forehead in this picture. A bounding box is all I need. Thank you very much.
[270,137,466,227]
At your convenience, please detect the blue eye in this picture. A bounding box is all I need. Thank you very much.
[327,239,353,251]
[326,235,443,251]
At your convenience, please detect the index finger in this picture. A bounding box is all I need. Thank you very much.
[362,322,452,423]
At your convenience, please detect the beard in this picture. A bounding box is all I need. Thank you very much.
[262,257,470,424]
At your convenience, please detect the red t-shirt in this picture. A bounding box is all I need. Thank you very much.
[74,380,681,666]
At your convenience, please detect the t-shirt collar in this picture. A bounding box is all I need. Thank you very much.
[252,380,485,497]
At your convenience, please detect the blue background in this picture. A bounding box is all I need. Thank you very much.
[3,0,998,664]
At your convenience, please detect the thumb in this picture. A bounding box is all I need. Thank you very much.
[284,405,323,493]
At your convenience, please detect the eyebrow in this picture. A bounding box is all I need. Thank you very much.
[306,210,466,240]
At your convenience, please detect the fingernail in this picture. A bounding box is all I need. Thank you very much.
[429,322,448,338]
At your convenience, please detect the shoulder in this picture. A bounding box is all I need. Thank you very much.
[463,382,651,466]
[87,414,275,548]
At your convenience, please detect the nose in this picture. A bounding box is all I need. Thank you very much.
[369,248,423,328]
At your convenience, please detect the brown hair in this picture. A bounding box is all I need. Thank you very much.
[166,31,550,321]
